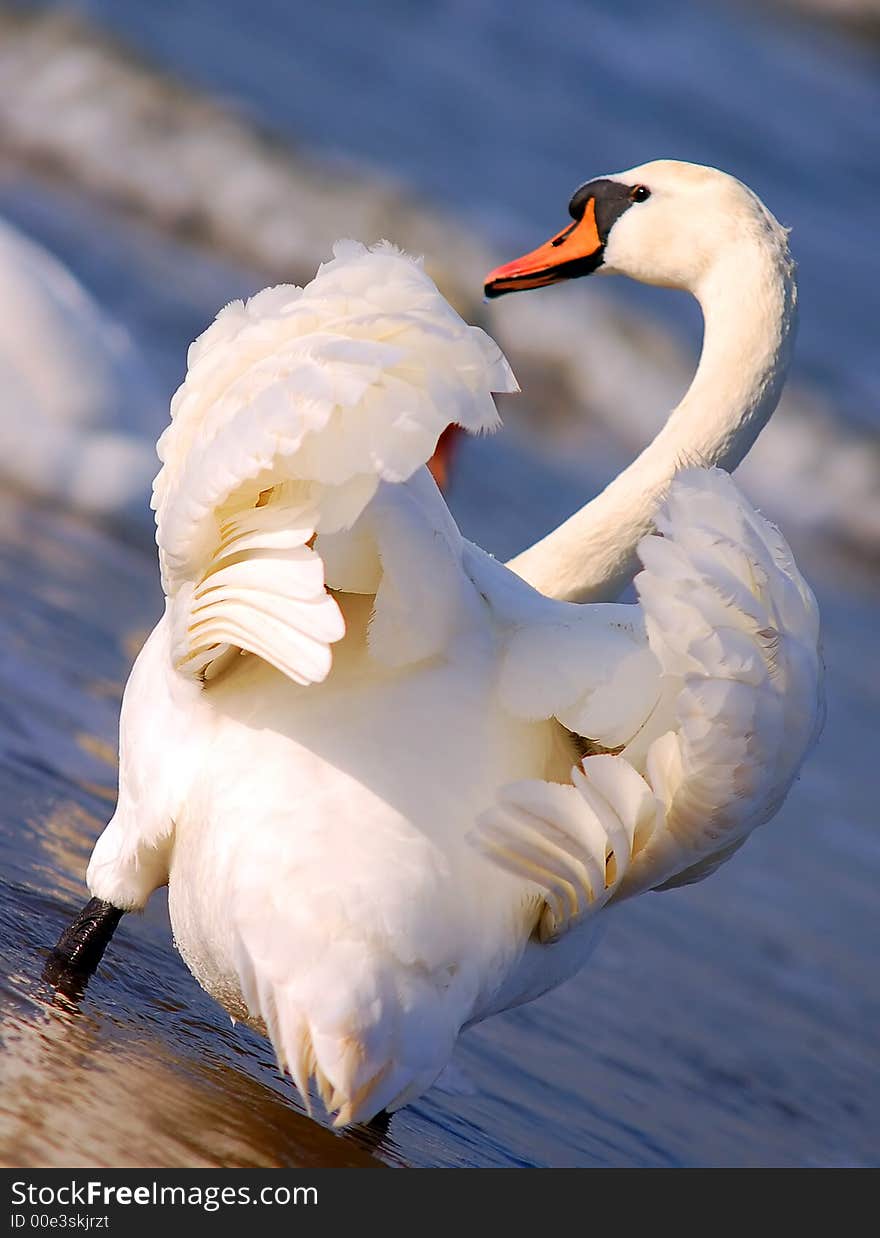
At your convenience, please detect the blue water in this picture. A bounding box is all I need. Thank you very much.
[1,0,878,1168]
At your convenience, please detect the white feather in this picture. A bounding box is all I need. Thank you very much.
[153,242,516,683]
[473,468,823,935]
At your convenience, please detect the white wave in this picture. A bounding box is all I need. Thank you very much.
[0,215,159,522]
[0,10,486,285]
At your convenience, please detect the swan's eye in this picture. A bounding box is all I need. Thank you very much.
[631,185,651,203]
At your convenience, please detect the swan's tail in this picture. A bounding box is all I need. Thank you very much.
[232,913,461,1127]
[473,469,824,937]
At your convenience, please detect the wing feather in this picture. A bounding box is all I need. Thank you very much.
[153,242,516,684]
[472,468,824,937]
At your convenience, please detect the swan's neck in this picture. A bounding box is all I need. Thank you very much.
[507,238,797,602]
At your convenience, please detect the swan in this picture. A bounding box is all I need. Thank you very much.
[47,161,823,1128]
[0,216,158,524]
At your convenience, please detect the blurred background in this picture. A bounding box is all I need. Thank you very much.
[0,0,878,1168]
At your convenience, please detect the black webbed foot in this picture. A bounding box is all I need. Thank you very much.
[366,1108,391,1133]
[349,1106,392,1153]
[43,897,125,996]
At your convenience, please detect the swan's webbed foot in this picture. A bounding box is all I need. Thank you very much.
[365,1108,391,1134]
[346,1106,392,1154]
[43,897,125,996]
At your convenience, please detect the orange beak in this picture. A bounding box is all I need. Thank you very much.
[484,197,604,298]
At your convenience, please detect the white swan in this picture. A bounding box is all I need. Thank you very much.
[0,216,158,521]
[55,161,823,1128]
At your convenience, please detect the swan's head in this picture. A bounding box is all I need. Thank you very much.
[485,160,787,297]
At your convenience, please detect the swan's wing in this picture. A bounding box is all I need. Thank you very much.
[463,541,663,749]
[320,466,478,669]
[472,760,659,942]
[615,467,823,899]
[464,544,665,940]
[154,240,516,686]
[472,468,823,940]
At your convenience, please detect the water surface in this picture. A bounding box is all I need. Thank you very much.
[1,0,878,1167]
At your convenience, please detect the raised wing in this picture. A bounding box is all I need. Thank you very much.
[153,240,516,685]
[473,468,824,939]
